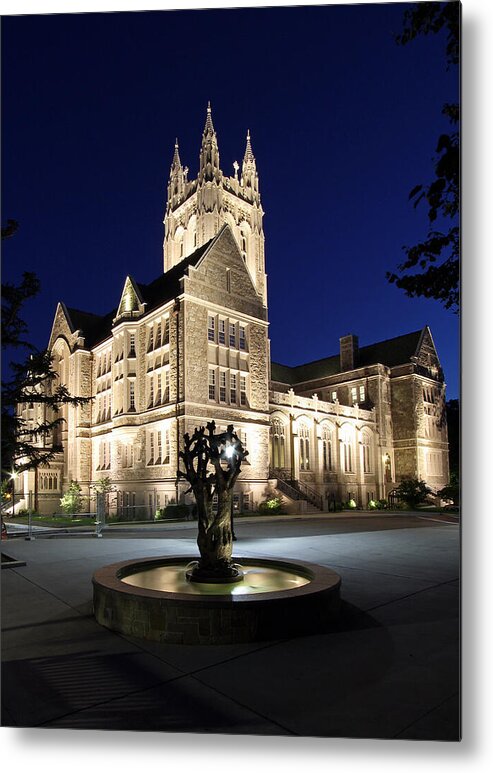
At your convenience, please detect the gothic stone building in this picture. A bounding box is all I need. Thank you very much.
[18,106,449,515]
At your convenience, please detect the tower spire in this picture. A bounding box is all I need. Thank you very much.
[199,102,221,183]
[243,129,254,164]
[171,138,181,169]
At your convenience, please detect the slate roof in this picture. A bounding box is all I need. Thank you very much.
[271,329,424,385]
[63,238,214,349]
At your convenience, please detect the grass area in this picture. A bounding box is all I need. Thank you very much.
[7,514,98,528]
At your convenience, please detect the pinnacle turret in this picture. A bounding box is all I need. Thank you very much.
[243,130,255,164]
[199,102,221,184]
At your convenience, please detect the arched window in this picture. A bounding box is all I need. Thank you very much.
[321,423,334,471]
[361,430,373,473]
[270,418,286,469]
[340,425,354,473]
[298,421,311,471]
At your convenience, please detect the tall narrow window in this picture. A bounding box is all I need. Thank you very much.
[147,328,153,353]
[129,382,135,412]
[208,369,216,400]
[128,333,136,357]
[359,385,365,403]
[163,429,170,464]
[208,315,215,342]
[226,268,231,293]
[331,390,337,402]
[239,325,246,351]
[299,423,310,471]
[163,369,170,402]
[229,322,236,348]
[148,432,154,465]
[341,426,354,473]
[230,373,237,404]
[163,318,170,345]
[218,319,226,345]
[322,425,333,471]
[219,371,226,402]
[271,419,286,469]
[148,376,154,408]
[156,430,162,464]
[362,431,372,473]
[240,375,247,406]
[351,387,357,405]
[156,372,162,405]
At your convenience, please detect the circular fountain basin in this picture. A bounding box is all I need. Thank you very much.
[93,556,341,645]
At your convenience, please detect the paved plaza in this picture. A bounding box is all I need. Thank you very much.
[1,514,460,740]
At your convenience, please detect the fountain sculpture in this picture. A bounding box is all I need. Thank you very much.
[93,422,341,644]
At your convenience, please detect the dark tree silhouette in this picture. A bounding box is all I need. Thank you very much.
[1,223,90,478]
[178,421,248,581]
[387,1,460,313]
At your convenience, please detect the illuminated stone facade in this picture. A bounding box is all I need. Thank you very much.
[17,106,449,515]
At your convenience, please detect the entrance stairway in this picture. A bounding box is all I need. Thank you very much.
[274,477,324,513]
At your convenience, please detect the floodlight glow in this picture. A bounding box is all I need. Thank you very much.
[224,445,235,459]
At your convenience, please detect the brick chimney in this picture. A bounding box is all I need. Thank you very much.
[339,334,359,371]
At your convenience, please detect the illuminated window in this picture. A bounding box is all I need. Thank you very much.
[361,431,372,473]
[331,390,337,402]
[163,318,170,345]
[148,376,154,408]
[240,375,247,406]
[341,426,354,473]
[351,387,357,405]
[271,418,286,469]
[299,423,310,471]
[219,371,226,402]
[359,385,365,403]
[230,373,237,404]
[128,333,136,357]
[163,429,170,464]
[322,424,334,471]
[218,319,226,345]
[208,369,216,400]
[239,325,246,350]
[129,382,135,412]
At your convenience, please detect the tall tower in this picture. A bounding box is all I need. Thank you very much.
[163,104,267,306]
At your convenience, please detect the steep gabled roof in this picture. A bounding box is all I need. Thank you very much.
[271,329,424,385]
[58,237,216,349]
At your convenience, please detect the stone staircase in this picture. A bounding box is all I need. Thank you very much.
[274,477,324,513]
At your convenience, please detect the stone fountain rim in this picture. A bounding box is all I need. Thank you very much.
[92,555,341,607]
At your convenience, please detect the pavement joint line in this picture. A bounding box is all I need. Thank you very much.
[33,665,294,734]
[187,670,297,736]
[364,576,460,614]
[2,566,93,619]
[320,561,460,583]
[392,690,460,739]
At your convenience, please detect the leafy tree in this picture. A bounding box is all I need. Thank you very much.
[91,476,116,516]
[60,480,84,514]
[387,1,460,313]
[1,224,90,477]
[394,478,433,508]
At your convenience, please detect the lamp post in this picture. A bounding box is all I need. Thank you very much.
[10,471,18,517]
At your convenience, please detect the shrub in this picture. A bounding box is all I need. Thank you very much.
[258,496,284,515]
[394,478,433,508]
[60,481,84,514]
[345,498,357,509]
[163,503,191,520]
[437,483,460,506]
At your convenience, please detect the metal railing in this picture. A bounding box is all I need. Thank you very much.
[274,477,324,511]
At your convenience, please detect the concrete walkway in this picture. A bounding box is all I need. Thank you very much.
[1,514,460,740]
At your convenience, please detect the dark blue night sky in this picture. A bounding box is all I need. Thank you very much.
[1,4,459,397]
